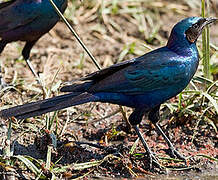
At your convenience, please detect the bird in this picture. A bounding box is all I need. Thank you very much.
[0,17,217,168]
[0,0,68,87]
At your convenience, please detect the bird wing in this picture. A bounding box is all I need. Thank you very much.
[62,48,188,95]
[60,58,137,92]
[81,58,136,82]
[89,49,188,94]
[121,61,186,94]
[0,0,41,33]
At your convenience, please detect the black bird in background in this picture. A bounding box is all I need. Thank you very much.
[0,17,217,168]
[0,0,67,87]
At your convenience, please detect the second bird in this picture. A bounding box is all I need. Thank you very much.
[0,0,68,86]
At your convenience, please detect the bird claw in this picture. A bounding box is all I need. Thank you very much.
[133,125,164,170]
[154,123,186,164]
[144,151,163,170]
[150,154,160,169]
[169,147,187,164]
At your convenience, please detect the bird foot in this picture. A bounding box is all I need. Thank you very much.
[154,123,186,164]
[169,147,186,163]
[147,152,163,170]
[132,125,164,170]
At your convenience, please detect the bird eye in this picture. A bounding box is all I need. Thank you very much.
[193,24,199,29]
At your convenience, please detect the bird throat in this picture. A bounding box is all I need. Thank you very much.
[167,31,197,56]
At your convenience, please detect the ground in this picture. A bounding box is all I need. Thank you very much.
[0,0,218,179]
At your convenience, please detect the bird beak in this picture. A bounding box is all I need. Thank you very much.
[197,17,217,37]
[202,17,217,28]
[185,17,217,43]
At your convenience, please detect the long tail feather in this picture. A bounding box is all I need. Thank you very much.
[0,92,98,120]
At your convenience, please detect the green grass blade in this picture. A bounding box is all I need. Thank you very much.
[15,155,45,178]
[201,0,210,80]
[202,92,218,113]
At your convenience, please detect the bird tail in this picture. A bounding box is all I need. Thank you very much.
[0,92,98,120]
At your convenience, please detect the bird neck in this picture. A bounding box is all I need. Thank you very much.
[166,31,197,56]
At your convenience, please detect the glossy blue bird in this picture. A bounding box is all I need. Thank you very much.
[0,0,67,87]
[0,17,217,168]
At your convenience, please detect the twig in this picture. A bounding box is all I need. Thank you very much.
[49,0,130,129]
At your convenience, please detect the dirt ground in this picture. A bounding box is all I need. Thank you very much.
[0,0,218,179]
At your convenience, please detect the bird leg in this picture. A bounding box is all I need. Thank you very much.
[0,63,2,89]
[0,66,8,90]
[22,41,42,85]
[132,125,162,169]
[0,65,5,90]
[0,40,7,54]
[149,105,186,161]
[129,108,162,169]
[154,123,186,161]
[25,58,42,84]
[0,41,7,89]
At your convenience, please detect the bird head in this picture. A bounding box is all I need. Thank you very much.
[167,17,217,49]
[185,17,217,43]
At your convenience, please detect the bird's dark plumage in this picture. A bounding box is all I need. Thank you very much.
[0,0,67,85]
[0,17,217,168]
